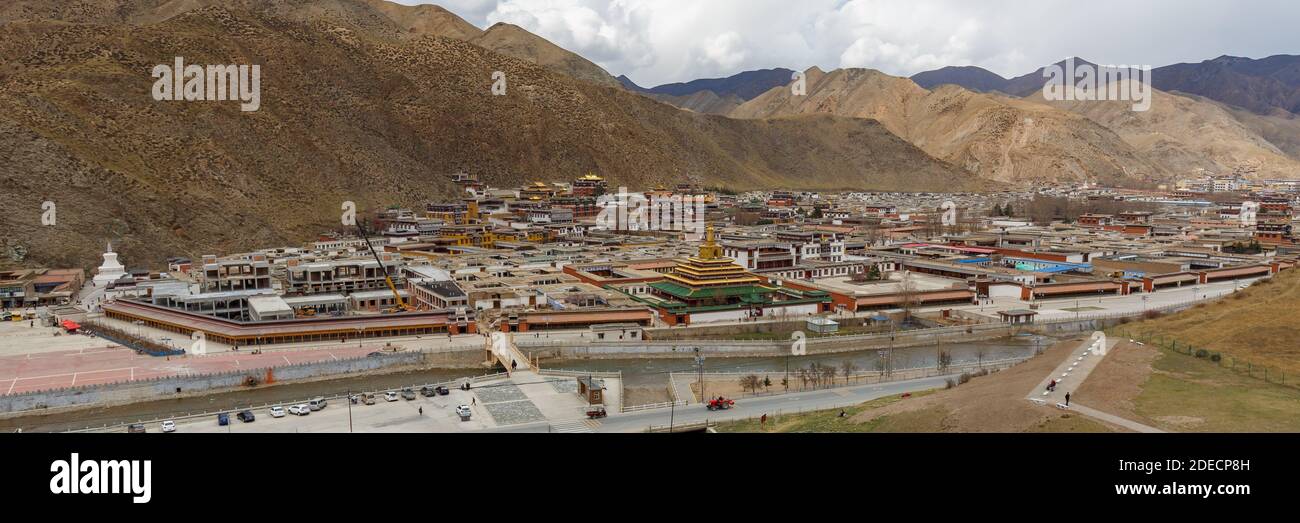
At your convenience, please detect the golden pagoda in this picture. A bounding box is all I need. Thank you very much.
[662,226,763,289]
[637,225,831,324]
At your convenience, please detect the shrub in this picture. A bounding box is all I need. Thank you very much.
[1210,353,1222,362]
[1142,310,1164,320]
[945,378,956,389]
[958,372,972,385]
[1195,349,1209,359]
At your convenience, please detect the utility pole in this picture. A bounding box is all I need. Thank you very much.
[669,399,675,433]
[694,347,705,402]
[347,388,353,433]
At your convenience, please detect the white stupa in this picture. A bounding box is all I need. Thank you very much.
[93,242,127,287]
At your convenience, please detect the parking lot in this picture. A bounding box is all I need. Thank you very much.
[124,372,615,433]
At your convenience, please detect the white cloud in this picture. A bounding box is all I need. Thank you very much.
[409,0,1300,86]
[698,32,747,71]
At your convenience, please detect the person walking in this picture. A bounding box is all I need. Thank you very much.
[419,406,423,416]
[1065,392,1071,406]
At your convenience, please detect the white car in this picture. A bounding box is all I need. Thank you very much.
[455,405,472,419]
[160,420,176,433]
[269,406,286,418]
[384,391,399,402]
[288,404,311,416]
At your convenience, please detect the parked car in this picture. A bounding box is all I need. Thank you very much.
[455,405,472,420]
[362,393,376,405]
[435,386,450,396]
[237,410,255,423]
[269,406,286,418]
[127,423,146,433]
[401,388,417,401]
[217,413,230,426]
[384,391,399,402]
[420,386,436,397]
[160,420,176,433]
[308,397,327,411]
[288,404,310,416]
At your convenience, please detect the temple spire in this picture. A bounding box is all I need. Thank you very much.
[698,225,722,260]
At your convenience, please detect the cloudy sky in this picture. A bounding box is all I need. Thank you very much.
[400,0,1300,87]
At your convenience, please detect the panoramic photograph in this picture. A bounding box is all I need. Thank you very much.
[1,0,1296,509]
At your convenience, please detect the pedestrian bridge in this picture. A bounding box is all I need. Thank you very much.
[486,331,534,376]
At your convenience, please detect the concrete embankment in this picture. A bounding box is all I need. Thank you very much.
[518,316,1139,361]
[0,348,485,418]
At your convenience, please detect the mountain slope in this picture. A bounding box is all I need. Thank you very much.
[733,67,1168,185]
[468,22,622,89]
[911,65,1009,93]
[644,68,795,101]
[646,90,744,115]
[1041,81,1300,178]
[1153,55,1300,115]
[0,0,626,89]
[0,5,979,268]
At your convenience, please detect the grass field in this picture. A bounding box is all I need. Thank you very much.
[717,338,1127,433]
[1118,268,1300,377]
[1134,348,1300,432]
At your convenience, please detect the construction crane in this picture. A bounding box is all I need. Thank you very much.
[354,221,409,313]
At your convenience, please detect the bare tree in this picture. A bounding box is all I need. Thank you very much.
[937,348,952,374]
[841,360,858,384]
[739,374,761,394]
[899,272,920,320]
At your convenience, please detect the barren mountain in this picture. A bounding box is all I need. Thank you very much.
[911,65,1010,93]
[644,90,744,115]
[733,67,1168,185]
[468,22,622,89]
[1042,81,1300,179]
[0,3,978,268]
[0,0,624,88]
[641,68,796,101]
[1153,55,1300,115]
[1220,105,1300,161]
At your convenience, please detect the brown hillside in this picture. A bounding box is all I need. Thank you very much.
[0,5,978,269]
[1042,81,1300,179]
[469,22,622,89]
[733,67,1170,186]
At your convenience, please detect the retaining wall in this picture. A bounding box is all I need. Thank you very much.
[0,351,430,414]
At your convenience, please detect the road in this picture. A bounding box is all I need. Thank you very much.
[484,374,954,433]
[107,372,951,433]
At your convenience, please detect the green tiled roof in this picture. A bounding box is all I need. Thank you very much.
[648,281,777,300]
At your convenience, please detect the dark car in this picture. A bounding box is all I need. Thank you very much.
[434,386,450,396]
[401,388,417,401]
[217,413,230,426]
[127,423,146,433]
[237,410,255,423]
[420,386,436,397]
